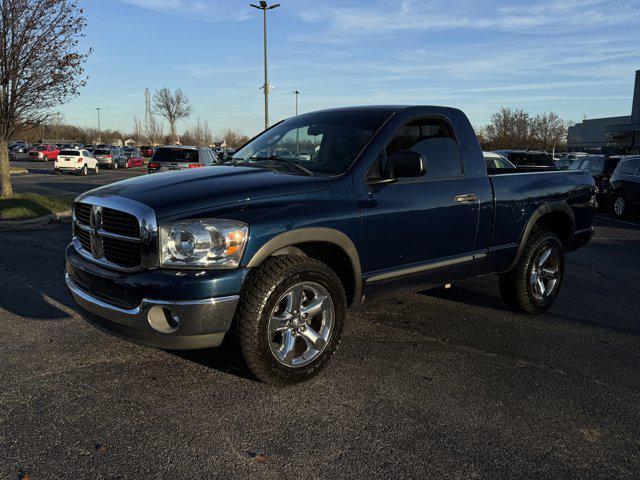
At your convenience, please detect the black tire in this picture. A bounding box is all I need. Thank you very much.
[113,162,118,170]
[54,169,61,175]
[94,165,99,174]
[612,192,627,217]
[236,255,346,385]
[81,165,88,176]
[499,229,564,314]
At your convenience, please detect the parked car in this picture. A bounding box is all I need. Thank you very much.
[92,147,122,170]
[556,152,589,169]
[54,149,100,175]
[493,150,556,168]
[10,141,30,153]
[147,146,219,173]
[8,150,16,161]
[483,151,516,170]
[65,105,596,385]
[117,148,144,168]
[28,144,59,161]
[140,145,154,157]
[567,155,621,206]
[608,156,640,217]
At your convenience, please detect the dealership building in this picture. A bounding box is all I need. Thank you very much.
[567,69,640,155]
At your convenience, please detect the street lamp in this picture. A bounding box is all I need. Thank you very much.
[250,1,280,130]
[292,90,300,116]
[292,90,300,154]
[96,107,102,142]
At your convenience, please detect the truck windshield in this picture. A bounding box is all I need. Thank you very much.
[232,109,393,175]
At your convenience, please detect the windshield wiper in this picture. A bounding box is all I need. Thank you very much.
[244,155,314,176]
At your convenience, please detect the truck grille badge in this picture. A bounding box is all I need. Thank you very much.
[90,205,105,259]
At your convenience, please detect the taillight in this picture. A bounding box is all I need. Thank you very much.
[188,163,204,168]
[77,158,83,163]
[105,155,112,159]
[148,162,160,169]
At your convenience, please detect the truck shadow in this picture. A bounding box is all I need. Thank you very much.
[170,340,258,382]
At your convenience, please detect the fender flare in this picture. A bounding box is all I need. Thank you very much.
[509,202,575,270]
[246,227,363,307]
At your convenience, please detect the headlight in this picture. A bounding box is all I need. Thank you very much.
[159,220,248,268]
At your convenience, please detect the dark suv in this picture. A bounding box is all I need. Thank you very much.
[147,146,219,173]
[609,156,640,217]
[568,155,621,206]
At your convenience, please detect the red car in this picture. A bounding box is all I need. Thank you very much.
[126,155,144,168]
[140,146,153,157]
[28,144,60,161]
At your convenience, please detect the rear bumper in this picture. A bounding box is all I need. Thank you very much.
[55,165,82,171]
[66,273,239,350]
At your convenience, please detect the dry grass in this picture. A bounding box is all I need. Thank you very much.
[0,192,73,221]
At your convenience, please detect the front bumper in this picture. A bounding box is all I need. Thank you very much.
[66,273,239,349]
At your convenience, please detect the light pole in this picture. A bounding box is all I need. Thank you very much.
[251,1,280,131]
[292,90,300,115]
[96,107,102,142]
[292,90,300,154]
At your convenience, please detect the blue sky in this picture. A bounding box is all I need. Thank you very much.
[60,0,640,137]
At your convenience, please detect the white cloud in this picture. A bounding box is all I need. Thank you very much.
[298,0,640,35]
[116,0,252,22]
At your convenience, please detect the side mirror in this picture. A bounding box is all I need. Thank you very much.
[387,150,426,178]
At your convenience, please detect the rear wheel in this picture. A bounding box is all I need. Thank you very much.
[80,165,88,176]
[113,162,118,170]
[499,229,564,314]
[613,193,626,217]
[236,255,346,385]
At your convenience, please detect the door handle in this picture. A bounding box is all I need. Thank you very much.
[455,193,478,203]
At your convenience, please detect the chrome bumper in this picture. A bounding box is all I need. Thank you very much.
[65,273,239,350]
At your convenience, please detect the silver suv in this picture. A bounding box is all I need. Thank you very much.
[147,146,219,173]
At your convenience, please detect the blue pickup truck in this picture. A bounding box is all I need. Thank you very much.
[65,106,596,384]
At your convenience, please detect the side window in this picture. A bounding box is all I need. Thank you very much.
[620,158,640,175]
[386,117,462,179]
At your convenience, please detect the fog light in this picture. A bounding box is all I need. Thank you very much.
[147,306,180,333]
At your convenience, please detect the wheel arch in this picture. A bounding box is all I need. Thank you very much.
[246,228,362,308]
[509,202,575,270]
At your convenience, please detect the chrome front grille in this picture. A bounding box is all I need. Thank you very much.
[73,201,143,270]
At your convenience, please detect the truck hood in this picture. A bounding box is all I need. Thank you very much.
[79,165,333,219]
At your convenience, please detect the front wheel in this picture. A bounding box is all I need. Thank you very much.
[94,164,99,174]
[499,229,564,314]
[613,193,626,217]
[236,255,346,385]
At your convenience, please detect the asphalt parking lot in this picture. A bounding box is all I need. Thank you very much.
[1,174,640,479]
[10,156,146,197]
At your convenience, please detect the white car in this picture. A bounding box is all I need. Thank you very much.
[54,149,100,175]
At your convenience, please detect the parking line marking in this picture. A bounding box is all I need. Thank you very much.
[596,215,640,228]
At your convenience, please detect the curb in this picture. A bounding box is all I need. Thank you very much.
[10,169,28,175]
[0,209,72,231]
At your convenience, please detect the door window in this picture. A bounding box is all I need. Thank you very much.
[385,117,462,180]
[620,158,640,175]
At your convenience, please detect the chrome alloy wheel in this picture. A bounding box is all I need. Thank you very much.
[529,247,560,300]
[268,281,335,368]
[614,196,625,216]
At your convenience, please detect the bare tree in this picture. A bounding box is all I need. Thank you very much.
[531,112,567,152]
[152,88,192,144]
[183,118,213,146]
[221,128,250,149]
[0,0,90,196]
[132,116,145,143]
[145,114,163,145]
